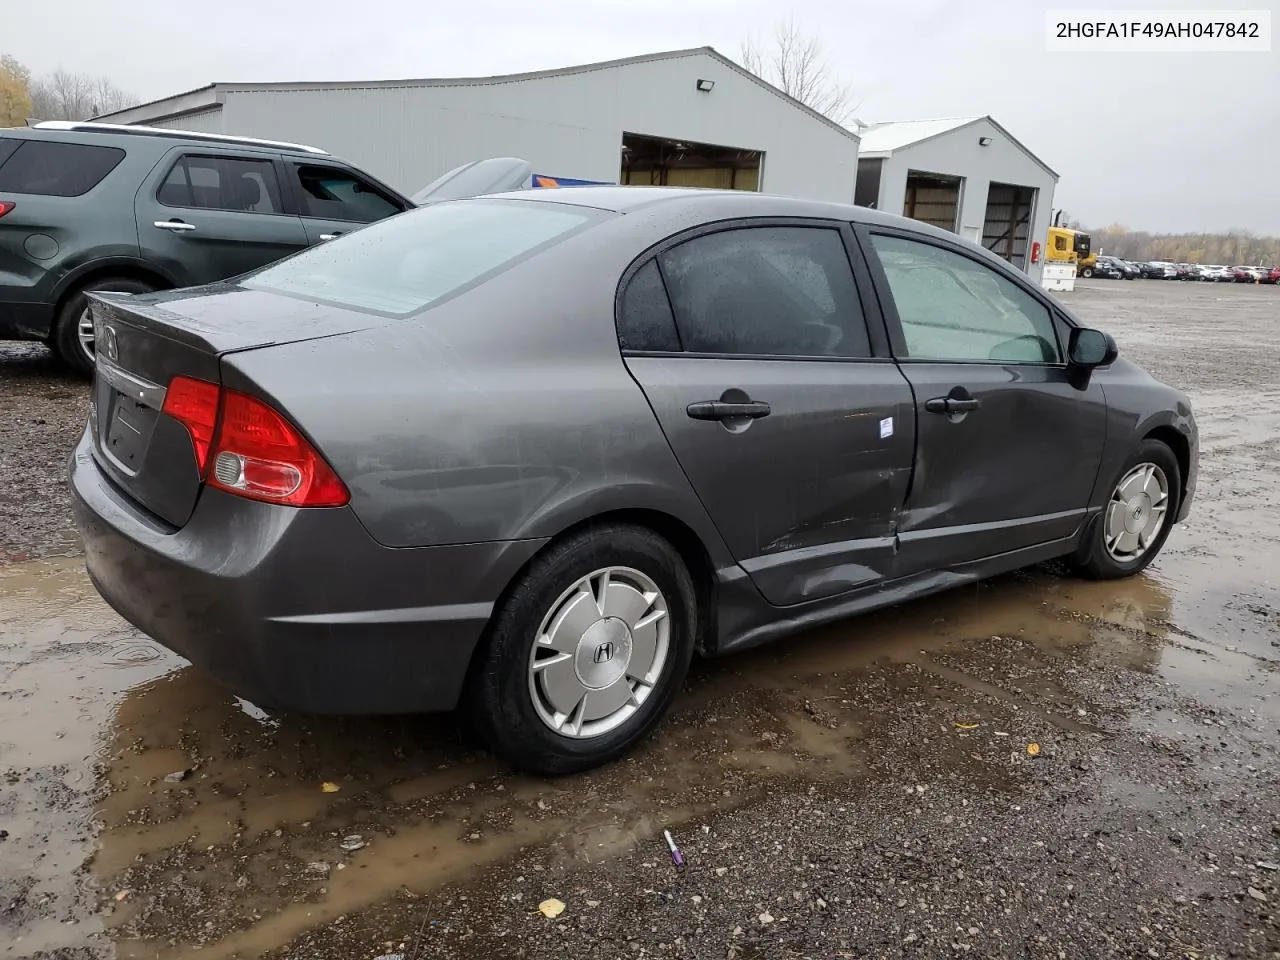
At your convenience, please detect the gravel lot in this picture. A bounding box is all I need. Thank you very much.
[1,279,1278,960]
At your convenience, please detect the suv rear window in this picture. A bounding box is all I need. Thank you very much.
[244,198,597,315]
[0,139,126,197]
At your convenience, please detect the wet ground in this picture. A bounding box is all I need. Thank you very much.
[2,279,1279,959]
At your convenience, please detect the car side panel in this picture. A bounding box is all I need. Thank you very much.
[219,212,742,574]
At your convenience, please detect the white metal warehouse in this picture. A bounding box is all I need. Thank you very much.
[853,116,1058,281]
[97,48,860,205]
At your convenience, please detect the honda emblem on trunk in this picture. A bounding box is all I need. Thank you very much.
[102,325,119,362]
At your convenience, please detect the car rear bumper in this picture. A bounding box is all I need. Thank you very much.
[0,299,56,340]
[69,429,546,714]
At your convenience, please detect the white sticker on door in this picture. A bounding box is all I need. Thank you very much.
[879,416,894,439]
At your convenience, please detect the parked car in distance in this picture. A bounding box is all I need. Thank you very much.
[71,187,1199,775]
[1139,261,1168,279]
[1119,260,1142,279]
[1145,261,1179,279]
[0,121,416,372]
[1093,256,1125,279]
[1259,266,1279,284]
[1232,265,1261,282]
[1199,264,1234,282]
[1175,263,1198,281]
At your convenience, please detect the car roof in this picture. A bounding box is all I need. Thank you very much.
[14,120,328,156]
[485,185,963,239]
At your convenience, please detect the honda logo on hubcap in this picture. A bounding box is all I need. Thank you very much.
[593,641,615,664]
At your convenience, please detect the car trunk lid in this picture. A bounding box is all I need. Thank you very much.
[87,285,380,527]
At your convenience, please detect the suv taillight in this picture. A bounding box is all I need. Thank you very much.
[161,376,349,507]
[0,201,14,218]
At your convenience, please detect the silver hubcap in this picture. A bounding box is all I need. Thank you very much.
[78,307,95,362]
[1104,462,1170,562]
[528,566,669,739]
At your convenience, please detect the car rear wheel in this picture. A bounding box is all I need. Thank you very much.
[1072,439,1180,580]
[465,523,696,775]
[54,278,157,376]
[1079,266,1094,278]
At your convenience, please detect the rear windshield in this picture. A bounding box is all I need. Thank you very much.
[244,198,598,315]
[0,138,126,197]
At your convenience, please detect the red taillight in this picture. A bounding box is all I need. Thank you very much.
[0,201,14,218]
[161,376,220,473]
[161,376,349,508]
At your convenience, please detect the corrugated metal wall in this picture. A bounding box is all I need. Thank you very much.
[209,53,856,203]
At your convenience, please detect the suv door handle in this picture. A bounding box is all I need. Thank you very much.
[925,396,982,414]
[686,400,771,421]
[319,232,342,241]
[154,220,196,232]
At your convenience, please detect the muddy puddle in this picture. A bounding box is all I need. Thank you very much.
[2,376,1279,957]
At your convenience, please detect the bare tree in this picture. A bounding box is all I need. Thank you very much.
[740,18,854,124]
[28,69,135,121]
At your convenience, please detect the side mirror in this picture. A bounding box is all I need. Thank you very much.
[1068,327,1118,368]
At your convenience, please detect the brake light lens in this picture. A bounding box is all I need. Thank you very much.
[0,201,14,218]
[161,376,348,507]
[161,376,220,473]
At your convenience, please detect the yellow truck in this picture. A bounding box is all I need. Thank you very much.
[1046,225,1097,277]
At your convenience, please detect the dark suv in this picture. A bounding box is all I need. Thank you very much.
[0,121,413,372]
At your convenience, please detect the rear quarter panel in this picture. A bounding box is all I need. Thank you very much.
[0,138,162,303]
[222,205,738,567]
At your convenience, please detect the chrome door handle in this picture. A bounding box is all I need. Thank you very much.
[319,232,342,241]
[154,220,196,232]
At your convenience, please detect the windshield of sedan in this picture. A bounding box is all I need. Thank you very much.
[244,199,597,315]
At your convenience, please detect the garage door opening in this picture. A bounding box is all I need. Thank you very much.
[903,171,962,232]
[621,133,761,190]
[982,182,1038,268]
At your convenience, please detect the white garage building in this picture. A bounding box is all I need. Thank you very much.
[853,116,1058,281]
[97,47,860,204]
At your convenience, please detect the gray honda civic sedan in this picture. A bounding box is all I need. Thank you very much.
[70,187,1197,774]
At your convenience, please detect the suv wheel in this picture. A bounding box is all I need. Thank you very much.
[466,524,697,775]
[54,278,157,375]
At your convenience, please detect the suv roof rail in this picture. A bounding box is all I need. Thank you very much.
[29,120,329,156]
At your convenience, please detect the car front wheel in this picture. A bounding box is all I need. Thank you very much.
[1073,439,1180,580]
[1079,267,1094,278]
[465,523,697,775]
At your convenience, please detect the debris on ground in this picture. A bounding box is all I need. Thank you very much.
[340,834,366,852]
[663,829,685,869]
[537,898,565,919]
[163,769,190,783]
[321,781,341,793]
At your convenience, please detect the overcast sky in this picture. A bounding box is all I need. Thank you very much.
[8,0,1278,233]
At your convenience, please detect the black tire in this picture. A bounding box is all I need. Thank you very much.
[465,523,697,776]
[53,278,157,376]
[1079,267,1094,279]
[1072,439,1181,581]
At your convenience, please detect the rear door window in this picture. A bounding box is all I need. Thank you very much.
[0,139,126,197]
[657,226,872,358]
[157,155,284,214]
[289,164,405,223]
[244,198,597,315]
